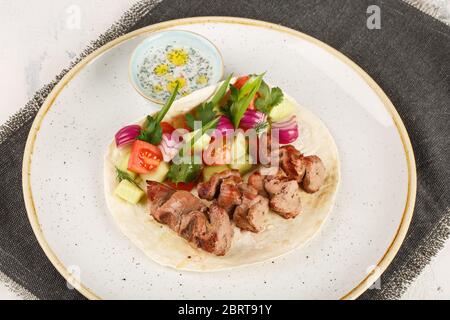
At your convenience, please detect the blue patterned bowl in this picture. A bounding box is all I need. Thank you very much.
[129,30,224,104]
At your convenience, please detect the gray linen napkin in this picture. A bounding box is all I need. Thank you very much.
[0,0,448,299]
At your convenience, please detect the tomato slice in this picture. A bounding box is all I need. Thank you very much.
[160,121,175,135]
[233,75,250,89]
[128,140,162,174]
[165,181,196,191]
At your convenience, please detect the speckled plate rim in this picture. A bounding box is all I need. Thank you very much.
[128,29,224,104]
[22,16,417,300]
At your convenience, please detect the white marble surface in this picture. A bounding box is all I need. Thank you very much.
[0,0,448,300]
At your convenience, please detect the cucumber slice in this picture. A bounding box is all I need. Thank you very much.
[202,165,230,182]
[117,152,137,179]
[140,161,170,183]
[114,180,144,204]
[269,97,295,122]
[229,155,254,175]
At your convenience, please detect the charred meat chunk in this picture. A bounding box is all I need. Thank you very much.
[279,145,306,182]
[197,170,242,200]
[152,190,206,232]
[302,155,326,193]
[147,182,233,256]
[265,177,302,219]
[179,210,208,243]
[247,170,268,197]
[217,177,242,215]
[180,204,232,256]
[147,181,176,215]
[233,190,268,233]
[202,204,233,256]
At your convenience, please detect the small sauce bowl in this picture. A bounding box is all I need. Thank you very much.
[129,30,224,104]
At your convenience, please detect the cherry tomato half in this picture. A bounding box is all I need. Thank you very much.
[160,121,175,135]
[233,75,250,89]
[128,140,162,174]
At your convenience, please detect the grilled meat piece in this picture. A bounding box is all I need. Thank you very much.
[265,177,302,219]
[202,204,233,255]
[302,155,326,193]
[179,210,208,243]
[147,181,176,215]
[197,170,242,200]
[237,182,259,197]
[147,183,233,256]
[152,190,206,231]
[217,177,242,215]
[279,145,306,182]
[247,168,301,219]
[233,190,268,233]
[247,170,268,197]
[199,171,267,233]
[178,204,232,256]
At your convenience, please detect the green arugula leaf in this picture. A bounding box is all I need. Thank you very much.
[166,162,202,184]
[137,83,179,145]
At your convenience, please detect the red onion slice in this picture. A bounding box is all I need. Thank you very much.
[115,124,141,148]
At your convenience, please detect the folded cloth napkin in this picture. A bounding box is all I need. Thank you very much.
[0,0,448,299]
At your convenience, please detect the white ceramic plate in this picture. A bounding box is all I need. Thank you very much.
[23,17,416,300]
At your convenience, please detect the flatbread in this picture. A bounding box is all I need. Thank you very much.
[104,83,340,271]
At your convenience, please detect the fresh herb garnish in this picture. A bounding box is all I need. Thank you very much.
[254,80,283,114]
[166,162,202,184]
[170,116,220,183]
[201,116,220,134]
[137,83,179,145]
[210,73,233,106]
[229,73,264,128]
[186,74,233,130]
[116,167,138,185]
[255,121,269,134]
[179,116,220,157]
[186,102,216,130]
[137,114,163,145]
